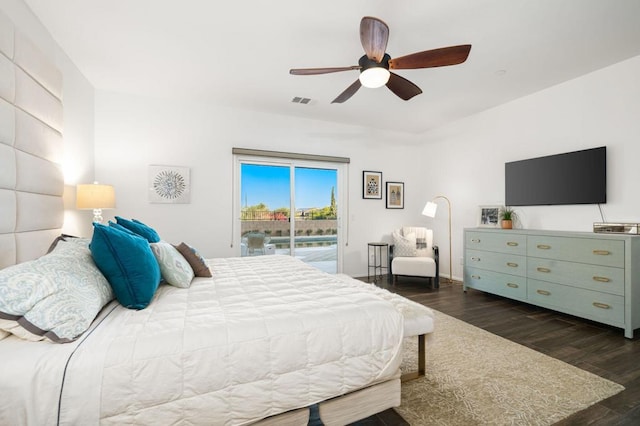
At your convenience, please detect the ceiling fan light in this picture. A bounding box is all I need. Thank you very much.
[359,67,390,88]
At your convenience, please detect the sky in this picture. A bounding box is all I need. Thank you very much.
[241,164,337,210]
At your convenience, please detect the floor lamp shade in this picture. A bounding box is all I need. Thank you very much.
[422,201,438,218]
[76,183,115,223]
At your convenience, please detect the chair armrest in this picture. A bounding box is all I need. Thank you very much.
[433,245,440,287]
[389,244,395,275]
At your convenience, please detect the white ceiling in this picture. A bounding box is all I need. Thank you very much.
[24,0,640,134]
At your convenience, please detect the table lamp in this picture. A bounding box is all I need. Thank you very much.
[76,182,115,223]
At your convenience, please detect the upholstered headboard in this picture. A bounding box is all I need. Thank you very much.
[0,10,64,269]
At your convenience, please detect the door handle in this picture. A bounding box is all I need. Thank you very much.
[506,262,518,268]
[537,267,551,273]
[536,289,551,296]
[537,244,551,250]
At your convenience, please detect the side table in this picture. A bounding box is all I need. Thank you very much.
[367,242,389,283]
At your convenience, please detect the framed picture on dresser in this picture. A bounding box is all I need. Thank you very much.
[478,205,500,227]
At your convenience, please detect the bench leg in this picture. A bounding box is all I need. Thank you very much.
[401,334,426,382]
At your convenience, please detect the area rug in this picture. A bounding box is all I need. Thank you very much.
[396,310,624,425]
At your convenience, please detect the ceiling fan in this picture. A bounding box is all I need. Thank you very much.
[289,16,471,103]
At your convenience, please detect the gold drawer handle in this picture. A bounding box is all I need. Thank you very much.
[537,244,551,250]
[537,289,551,296]
[507,283,519,288]
[593,276,611,283]
[537,267,551,273]
[593,302,611,310]
[471,257,480,262]
[593,250,611,256]
[471,275,480,280]
[506,242,519,247]
[471,239,481,243]
[506,262,518,268]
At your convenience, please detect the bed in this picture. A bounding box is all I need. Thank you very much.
[0,11,432,424]
[0,232,410,425]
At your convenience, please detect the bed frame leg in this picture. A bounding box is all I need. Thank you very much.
[401,334,426,382]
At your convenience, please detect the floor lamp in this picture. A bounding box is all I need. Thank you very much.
[422,195,453,283]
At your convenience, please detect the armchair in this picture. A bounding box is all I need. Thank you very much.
[389,226,439,288]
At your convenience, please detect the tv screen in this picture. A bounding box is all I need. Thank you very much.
[505,147,606,206]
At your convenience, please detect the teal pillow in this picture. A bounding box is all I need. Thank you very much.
[108,221,137,235]
[114,216,161,243]
[90,223,161,310]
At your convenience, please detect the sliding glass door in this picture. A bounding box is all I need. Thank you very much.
[235,157,343,273]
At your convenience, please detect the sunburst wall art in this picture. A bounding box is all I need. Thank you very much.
[149,165,190,203]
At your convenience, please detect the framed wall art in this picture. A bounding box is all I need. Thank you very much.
[386,182,404,209]
[478,205,500,227]
[149,165,191,203]
[362,171,382,199]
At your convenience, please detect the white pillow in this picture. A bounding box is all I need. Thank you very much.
[0,238,114,343]
[393,231,417,257]
[150,242,195,288]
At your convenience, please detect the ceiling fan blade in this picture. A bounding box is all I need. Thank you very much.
[331,80,362,104]
[386,72,422,101]
[360,16,389,62]
[389,44,472,70]
[290,66,360,75]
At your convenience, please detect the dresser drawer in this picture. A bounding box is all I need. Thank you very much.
[465,267,527,300]
[527,259,624,296]
[527,236,624,268]
[466,249,526,276]
[466,231,526,255]
[528,279,624,326]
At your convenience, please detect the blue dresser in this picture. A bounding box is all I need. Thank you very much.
[464,228,640,338]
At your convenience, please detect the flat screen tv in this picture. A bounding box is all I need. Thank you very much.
[505,146,606,206]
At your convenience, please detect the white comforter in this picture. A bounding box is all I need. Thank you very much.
[0,255,404,425]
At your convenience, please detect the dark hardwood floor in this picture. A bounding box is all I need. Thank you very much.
[353,275,640,426]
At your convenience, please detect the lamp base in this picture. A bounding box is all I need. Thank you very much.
[92,208,104,223]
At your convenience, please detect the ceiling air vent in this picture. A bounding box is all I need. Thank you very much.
[291,97,312,104]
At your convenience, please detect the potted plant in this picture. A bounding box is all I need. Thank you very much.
[499,206,517,229]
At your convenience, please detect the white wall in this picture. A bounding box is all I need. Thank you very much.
[0,0,96,236]
[94,56,640,280]
[94,91,428,276]
[418,55,640,281]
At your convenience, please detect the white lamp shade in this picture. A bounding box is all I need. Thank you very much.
[76,184,116,209]
[359,67,390,88]
[422,201,438,218]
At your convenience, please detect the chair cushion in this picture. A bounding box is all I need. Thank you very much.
[392,256,437,278]
[393,230,416,257]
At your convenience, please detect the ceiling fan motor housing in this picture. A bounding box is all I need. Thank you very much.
[358,53,391,72]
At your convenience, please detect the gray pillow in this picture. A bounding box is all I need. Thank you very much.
[393,231,417,257]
